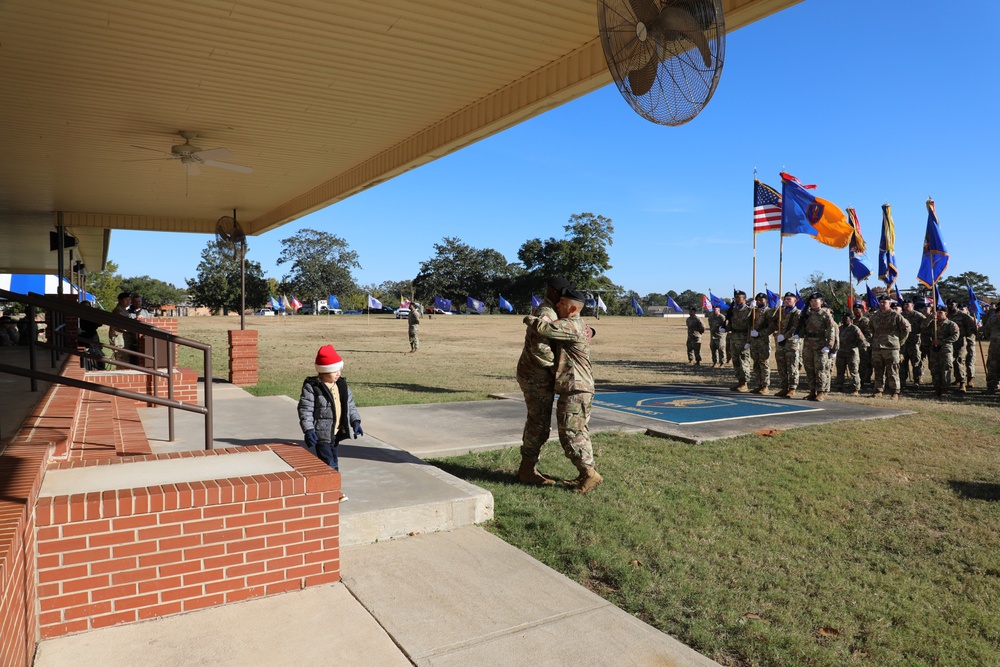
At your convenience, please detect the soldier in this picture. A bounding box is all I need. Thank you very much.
[852,302,874,389]
[773,292,802,398]
[869,295,910,399]
[899,299,926,387]
[108,292,134,366]
[407,302,422,353]
[685,306,705,366]
[922,306,961,397]
[524,288,602,494]
[707,306,727,366]
[963,303,980,388]
[836,312,869,395]
[748,292,775,394]
[725,291,753,392]
[796,293,836,401]
[946,300,977,393]
[515,277,571,485]
[984,303,1000,394]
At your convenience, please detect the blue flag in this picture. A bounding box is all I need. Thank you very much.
[531,295,542,309]
[270,296,281,310]
[795,290,805,311]
[498,295,514,313]
[850,253,872,283]
[434,296,452,312]
[666,295,683,313]
[467,296,484,313]
[779,173,853,248]
[631,296,643,316]
[866,285,879,311]
[878,204,898,290]
[916,199,949,289]
[935,285,945,308]
[967,284,983,321]
[328,295,340,309]
[709,291,729,311]
[766,289,779,308]
[894,284,903,301]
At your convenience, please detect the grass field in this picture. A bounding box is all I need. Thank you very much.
[177,314,1000,667]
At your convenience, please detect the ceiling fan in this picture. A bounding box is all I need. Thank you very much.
[128,131,253,176]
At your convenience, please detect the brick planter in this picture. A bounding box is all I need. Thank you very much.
[228,329,258,387]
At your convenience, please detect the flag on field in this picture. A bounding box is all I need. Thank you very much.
[850,254,872,283]
[597,295,607,313]
[281,295,291,311]
[967,284,984,321]
[866,285,879,311]
[766,289,779,308]
[878,204,898,290]
[270,296,281,310]
[400,293,407,307]
[498,295,514,313]
[847,207,867,255]
[467,296,484,313]
[434,296,452,312]
[709,291,729,311]
[328,295,340,309]
[779,172,853,248]
[290,295,302,311]
[667,295,683,313]
[702,294,712,311]
[916,198,949,289]
[531,295,542,309]
[367,294,382,310]
[753,180,783,232]
[631,297,643,316]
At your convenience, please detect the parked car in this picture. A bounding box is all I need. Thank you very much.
[425,307,452,315]
[253,309,275,316]
[396,307,410,319]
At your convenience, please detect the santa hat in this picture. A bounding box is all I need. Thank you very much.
[315,344,344,374]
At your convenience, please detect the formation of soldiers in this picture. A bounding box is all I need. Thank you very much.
[684,291,1000,400]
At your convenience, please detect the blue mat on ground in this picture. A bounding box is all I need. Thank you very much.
[593,386,821,425]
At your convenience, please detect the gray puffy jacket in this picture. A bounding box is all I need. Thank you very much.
[297,376,361,445]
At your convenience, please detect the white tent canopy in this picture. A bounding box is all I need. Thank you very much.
[0,274,95,301]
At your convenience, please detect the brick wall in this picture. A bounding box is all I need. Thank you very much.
[228,329,258,387]
[85,368,198,406]
[34,445,341,639]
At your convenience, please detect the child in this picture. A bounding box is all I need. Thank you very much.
[298,344,363,473]
[523,288,602,494]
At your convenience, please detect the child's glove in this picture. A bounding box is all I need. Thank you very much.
[352,421,364,438]
[304,430,319,448]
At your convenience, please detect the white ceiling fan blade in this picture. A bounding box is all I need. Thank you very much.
[203,160,253,174]
[184,162,201,176]
[194,147,234,161]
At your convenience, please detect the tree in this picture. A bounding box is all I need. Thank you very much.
[673,290,704,310]
[186,240,269,314]
[643,293,668,307]
[85,260,122,311]
[935,271,996,304]
[276,229,360,303]
[413,238,521,310]
[518,213,615,294]
[801,272,854,316]
[120,275,185,308]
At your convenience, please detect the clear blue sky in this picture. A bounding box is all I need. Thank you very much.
[110,0,1000,299]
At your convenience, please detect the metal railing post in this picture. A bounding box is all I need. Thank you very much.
[167,339,175,442]
[27,305,37,392]
[204,346,213,450]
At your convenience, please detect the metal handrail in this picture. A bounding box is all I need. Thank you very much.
[0,288,214,450]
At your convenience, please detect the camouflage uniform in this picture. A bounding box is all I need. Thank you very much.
[748,305,775,391]
[983,310,1000,392]
[853,311,874,387]
[108,302,134,365]
[524,314,595,470]
[516,298,558,464]
[836,322,869,393]
[726,303,753,387]
[685,313,705,364]
[900,308,926,385]
[707,312,727,364]
[869,308,910,395]
[407,307,421,351]
[773,305,802,394]
[948,310,977,386]
[827,316,840,379]
[797,307,836,396]
[921,316,961,393]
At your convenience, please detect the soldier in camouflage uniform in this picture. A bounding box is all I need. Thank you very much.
[685,306,705,366]
[983,305,1000,394]
[946,300,977,393]
[524,287,602,494]
[407,303,422,352]
[773,292,802,398]
[515,277,571,485]
[796,293,836,401]
[963,304,979,387]
[835,312,869,395]
[748,292,775,394]
[899,299,926,386]
[851,302,874,389]
[869,295,910,399]
[922,306,961,396]
[707,306,727,366]
[726,291,753,392]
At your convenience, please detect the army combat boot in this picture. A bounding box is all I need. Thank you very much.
[575,466,603,495]
[517,458,555,486]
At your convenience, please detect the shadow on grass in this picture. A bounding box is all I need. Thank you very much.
[430,459,577,488]
[356,382,464,394]
[948,480,1000,501]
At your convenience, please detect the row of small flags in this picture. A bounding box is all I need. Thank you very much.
[269,295,302,311]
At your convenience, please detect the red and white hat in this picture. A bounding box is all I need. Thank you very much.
[315,344,344,374]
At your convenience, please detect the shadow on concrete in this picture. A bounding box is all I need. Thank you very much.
[948,480,1000,502]
[355,382,464,394]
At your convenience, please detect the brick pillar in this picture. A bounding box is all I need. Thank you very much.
[228,329,258,386]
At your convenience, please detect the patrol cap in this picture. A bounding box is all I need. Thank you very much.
[561,287,587,302]
[547,277,573,292]
[755,292,767,299]
[783,292,796,298]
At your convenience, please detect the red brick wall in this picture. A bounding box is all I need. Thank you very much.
[34,445,341,639]
[85,368,198,406]
[228,329,258,387]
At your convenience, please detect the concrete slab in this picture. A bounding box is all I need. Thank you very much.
[39,449,292,496]
[342,526,719,667]
[33,582,412,667]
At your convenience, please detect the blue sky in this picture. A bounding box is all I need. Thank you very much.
[110,0,1000,299]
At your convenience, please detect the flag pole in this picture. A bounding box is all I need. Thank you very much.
[751,173,758,332]
[777,233,785,332]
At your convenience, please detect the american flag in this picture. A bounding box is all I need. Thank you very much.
[753,180,782,232]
